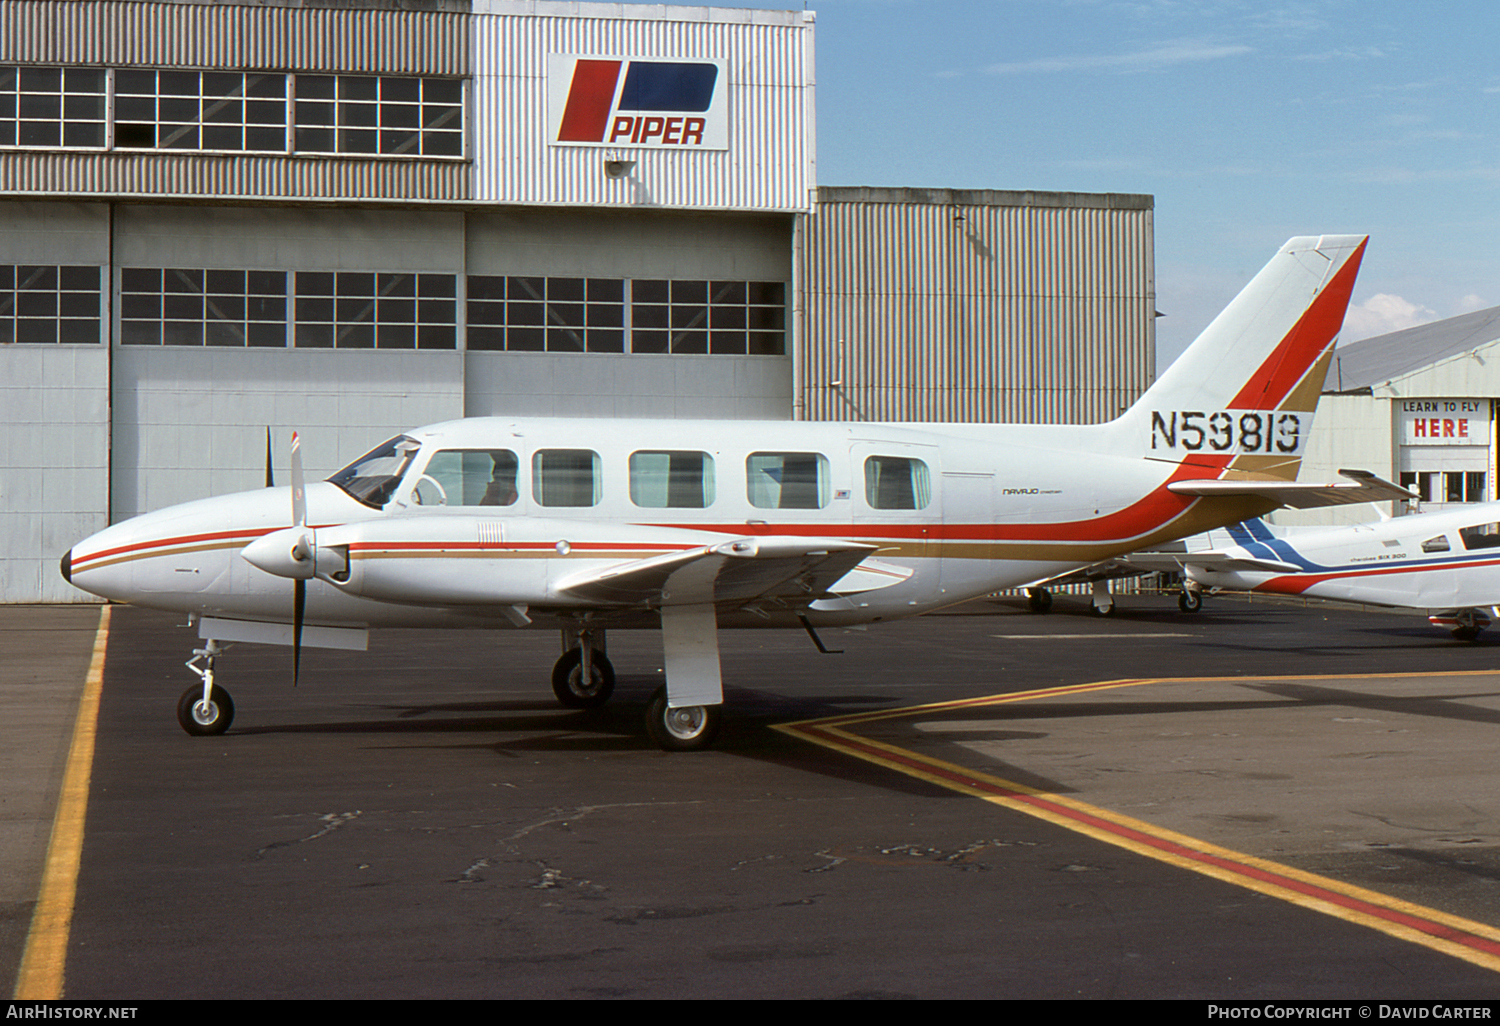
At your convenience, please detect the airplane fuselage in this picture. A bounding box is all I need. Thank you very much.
[1190,502,1500,611]
[65,415,1269,633]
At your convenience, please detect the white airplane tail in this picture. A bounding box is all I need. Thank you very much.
[1119,235,1367,481]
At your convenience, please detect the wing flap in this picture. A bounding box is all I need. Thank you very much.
[556,537,878,608]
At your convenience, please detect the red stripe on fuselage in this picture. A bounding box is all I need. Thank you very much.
[656,457,1231,545]
[1255,553,1500,595]
[70,526,276,571]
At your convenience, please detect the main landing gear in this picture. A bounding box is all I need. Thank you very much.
[554,621,722,751]
[1429,608,1491,643]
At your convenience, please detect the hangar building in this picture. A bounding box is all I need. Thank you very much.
[1280,305,1500,527]
[1,0,1156,603]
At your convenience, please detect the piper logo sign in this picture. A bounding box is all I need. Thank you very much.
[549,56,728,150]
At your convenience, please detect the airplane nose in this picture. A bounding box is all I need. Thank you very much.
[60,548,72,584]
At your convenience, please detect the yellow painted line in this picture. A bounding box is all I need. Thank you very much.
[13,604,111,1000]
[773,671,1500,975]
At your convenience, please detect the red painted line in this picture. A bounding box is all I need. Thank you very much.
[783,668,1500,967]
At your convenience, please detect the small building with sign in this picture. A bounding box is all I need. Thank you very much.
[1278,305,1500,526]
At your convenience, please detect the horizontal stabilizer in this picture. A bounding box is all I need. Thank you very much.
[1168,469,1414,509]
[556,536,877,608]
[1027,550,1299,590]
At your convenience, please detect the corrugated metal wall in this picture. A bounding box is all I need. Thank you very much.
[799,188,1155,425]
[472,7,814,211]
[0,0,470,202]
[0,0,468,74]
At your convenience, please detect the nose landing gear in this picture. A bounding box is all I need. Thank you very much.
[179,640,234,735]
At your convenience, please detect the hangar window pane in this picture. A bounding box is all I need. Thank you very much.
[630,451,716,508]
[112,69,285,153]
[0,65,105,149]
[747,452,830,510]
[0,265,101,344]
[122,267,287,347]
[292,73,463,159]
[466,275,626,353]
[533,449,602,508]
[629,279,785,356]
[293,271,455,350]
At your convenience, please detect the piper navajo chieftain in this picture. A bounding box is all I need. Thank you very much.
[65,235,1376,750]
[1181,504,1500,641]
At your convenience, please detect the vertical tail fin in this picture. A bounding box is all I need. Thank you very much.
[1123,235,1367,481]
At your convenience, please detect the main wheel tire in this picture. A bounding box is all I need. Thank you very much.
[1090,602,1115,617]
[1026,588,1053,614]
[551,648,615,708]
[177,684,234,736]
[1178,590,1203,613]
[645,685,721,752]
[1452,626,1481,643]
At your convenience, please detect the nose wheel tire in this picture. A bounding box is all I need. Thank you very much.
[645,685,721,752]
[177,684,234,736]
[551,647,616,708]
[1178,590,1203,613]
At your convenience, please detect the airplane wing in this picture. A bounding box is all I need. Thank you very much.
[556,536,878,608]
[1167,468,1414,509]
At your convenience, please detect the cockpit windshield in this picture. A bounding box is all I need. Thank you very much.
[327,435,420,508]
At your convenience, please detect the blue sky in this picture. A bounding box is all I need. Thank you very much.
[623,0,1500,369]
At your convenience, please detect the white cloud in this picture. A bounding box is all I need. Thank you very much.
[982,38,1252,76]
[1341,293,1439,341]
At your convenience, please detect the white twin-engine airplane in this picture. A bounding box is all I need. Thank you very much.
[64,235,1381,750]
[1182,505,1500,641]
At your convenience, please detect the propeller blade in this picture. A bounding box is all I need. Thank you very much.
[292,577,305,687]
[290,430,306,529]
[290,430,307,687]
[264,427,274,489]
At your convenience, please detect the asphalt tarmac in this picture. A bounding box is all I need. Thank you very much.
[8,594,1500,999]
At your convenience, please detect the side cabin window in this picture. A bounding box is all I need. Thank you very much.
[533,448,601,507]
[416,449,519,507]
[630,450,715,508]
[1459,523,1500,551]
[864,455,931,510]
[1421,535,1451,553]
[747,452,829,510]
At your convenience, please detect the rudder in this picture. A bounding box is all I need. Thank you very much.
[1123,235,1367,481]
